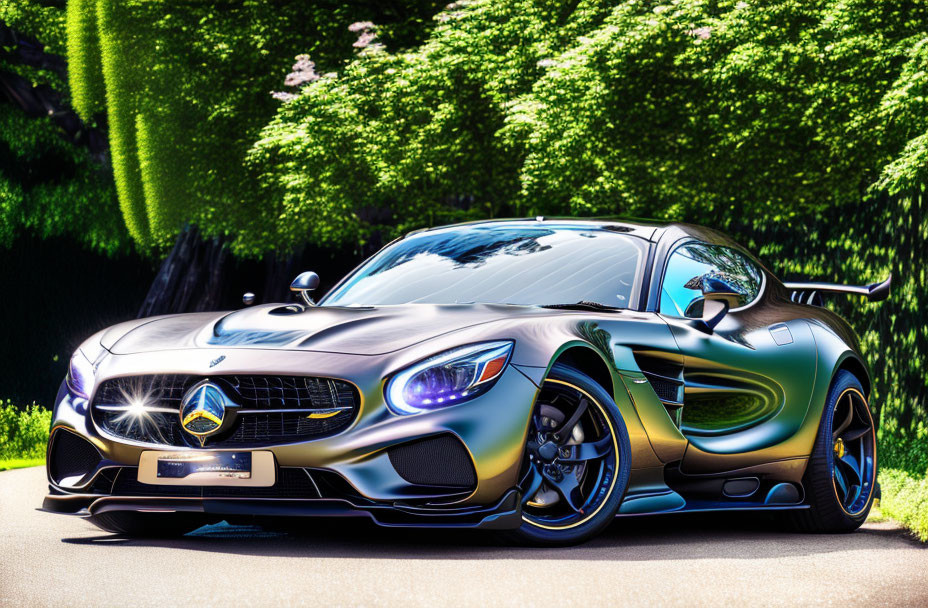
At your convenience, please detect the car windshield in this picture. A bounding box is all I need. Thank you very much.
[321,224,645,307]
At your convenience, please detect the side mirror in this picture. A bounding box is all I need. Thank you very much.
[684,273,744,333]
[290,271,320,306]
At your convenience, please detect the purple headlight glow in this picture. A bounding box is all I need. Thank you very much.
[386,341,513,415]
[66,350,96,399]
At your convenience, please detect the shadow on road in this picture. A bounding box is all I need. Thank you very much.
[61,510,923,561]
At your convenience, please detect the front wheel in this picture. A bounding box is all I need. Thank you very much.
[791,370,877,533]
[504,363,631,546]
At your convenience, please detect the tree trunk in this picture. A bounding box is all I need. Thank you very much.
[261,248,303,304]
[137,225,230,317]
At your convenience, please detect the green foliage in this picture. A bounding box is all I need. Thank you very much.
[68,0,444,254]
[0,0,67,54]
[0,1,69,96]
[0,105,127,253]
[0,402,50,461]
[880,428,928,477]
[249,1,605,250]
[94,0,155,246]
[250,0,928,238]
[878,469,928,541]
[66,0,106,120]
[0,1,126,254]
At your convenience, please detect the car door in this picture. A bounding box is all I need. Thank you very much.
[654,240,818,473]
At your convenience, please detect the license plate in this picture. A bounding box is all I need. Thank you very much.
[158,452,251,479]
[138,451,275,486]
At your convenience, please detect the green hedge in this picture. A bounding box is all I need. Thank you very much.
[879,470,928,541]
[0,402,50,462]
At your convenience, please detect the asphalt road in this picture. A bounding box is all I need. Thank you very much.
[2,466,927,607]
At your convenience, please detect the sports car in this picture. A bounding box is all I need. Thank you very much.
[43,218,890,544]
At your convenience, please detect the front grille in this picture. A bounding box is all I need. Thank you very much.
[91,374,359,447]
[49,430,102,485]
[388,434,476,489]
[109,467,320,499]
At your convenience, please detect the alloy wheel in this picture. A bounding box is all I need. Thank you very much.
[519,379,619,530]
[831,388,876,516]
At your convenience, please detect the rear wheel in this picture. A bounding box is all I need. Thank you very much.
[504,363,631,546]
[792,370,877,532]
[91,511,208,537]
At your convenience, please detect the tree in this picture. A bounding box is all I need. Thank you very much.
[66,0,444,254]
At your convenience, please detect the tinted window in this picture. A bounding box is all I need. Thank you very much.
[660,242,763,318]
[322,225,645,307]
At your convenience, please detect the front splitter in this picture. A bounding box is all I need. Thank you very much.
[43,488,523,530]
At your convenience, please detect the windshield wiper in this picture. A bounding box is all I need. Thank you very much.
[540,301,622,312]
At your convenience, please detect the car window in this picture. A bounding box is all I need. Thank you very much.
[659,242,763,318]
[321,225,645,307]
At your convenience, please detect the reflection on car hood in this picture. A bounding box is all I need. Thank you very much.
[106,303,547,355]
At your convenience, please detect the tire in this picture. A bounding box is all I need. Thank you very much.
[790,369,877,533]
[90,511,209,537]
[502,363,632,546]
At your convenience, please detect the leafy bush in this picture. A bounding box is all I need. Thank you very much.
[879,469,928,541]
[0,402,51,461]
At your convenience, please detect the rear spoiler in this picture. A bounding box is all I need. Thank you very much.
[784,275,891,305]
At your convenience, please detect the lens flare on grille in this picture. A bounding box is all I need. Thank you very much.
[93,383,173,444]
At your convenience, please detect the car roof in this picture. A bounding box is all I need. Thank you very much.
[405,217,738,247]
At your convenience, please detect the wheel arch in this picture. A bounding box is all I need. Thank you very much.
[833,353,871,399]
[546,343,617,401]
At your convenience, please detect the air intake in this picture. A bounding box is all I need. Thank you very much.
[388,434,476,489]
[49,430,101,486]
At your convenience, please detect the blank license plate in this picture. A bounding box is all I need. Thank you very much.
[158,452,251,479]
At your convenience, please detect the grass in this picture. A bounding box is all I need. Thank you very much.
[877,428,928,541]
[0,457,45,471]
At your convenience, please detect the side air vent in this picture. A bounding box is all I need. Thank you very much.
[632,351,685,426]
[49,429,101,486]
[388,434,477,489]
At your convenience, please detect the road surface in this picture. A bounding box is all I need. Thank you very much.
[1,466,926,607]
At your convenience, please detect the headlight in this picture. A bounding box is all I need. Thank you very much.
[385,341,514,415]
[66,349,96,399]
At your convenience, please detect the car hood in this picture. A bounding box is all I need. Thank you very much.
[105,302,547,356]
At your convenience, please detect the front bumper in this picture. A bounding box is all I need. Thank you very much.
[46,348,541,526]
